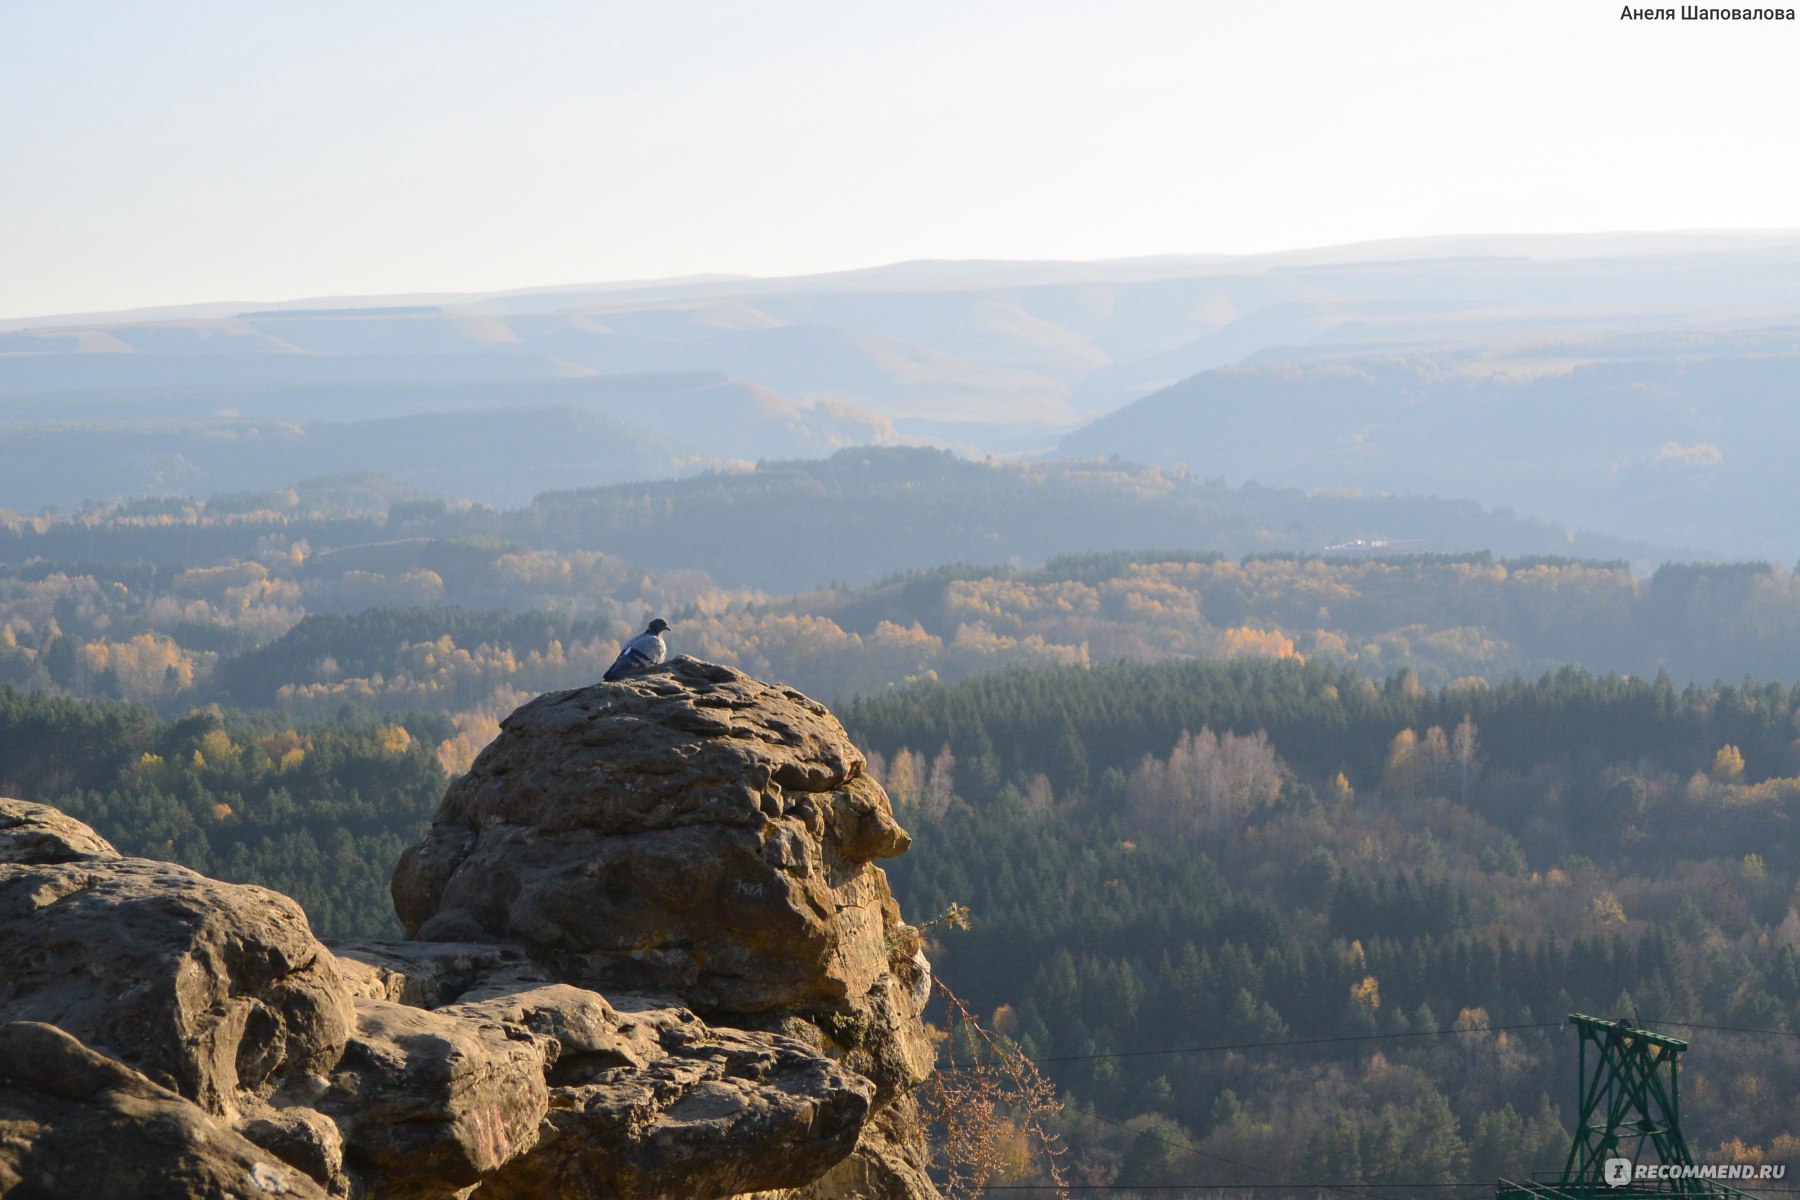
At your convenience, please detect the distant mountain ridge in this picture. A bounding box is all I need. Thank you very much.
[1,448,1672,592]
[0,375,894,510]
[4,233,1799,560]
[8,232,1800,438]
[10,229,1800,331]
[501,447,1666,590]
[1061,333,1800,564]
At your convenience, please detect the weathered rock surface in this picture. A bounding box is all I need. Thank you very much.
[332,938,555,1007]
[392,658,940,1196]
[0,795,119,863]
[773,1099,941,1200]
[467,988,874,1200]
[0,834,353,1118]
[0,1020,330,1200]
[0,662,941,1199]
[317,950,883,1200]
[321,997,550,1196]
[394,658,916,1015]
[235,1104,347,1197]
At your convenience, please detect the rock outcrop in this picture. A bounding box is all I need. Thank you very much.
[392,657,938,1197]
[0,803,354,1119]
[392,659,915,1012]
[0,797,119,863]
[0,659,940,1200]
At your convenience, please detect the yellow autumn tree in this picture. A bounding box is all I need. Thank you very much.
[436,712,500,776]
[1591,892,1628,927]
[376,725,414,756]
[1713,744,1746,783]
[1384,728,1419,797]
[1214,626,1299,661]
[886,748,921,810]
[76,633,194,702]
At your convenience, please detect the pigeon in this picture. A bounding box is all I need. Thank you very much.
[603,618,669,681]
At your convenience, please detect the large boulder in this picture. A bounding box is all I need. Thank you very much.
[459,987,875,1200]
[319,950,882,1200]
[0,817,354,1119]
[393,658,915,1015]
[391,659,939,1197]
[321,998,550,1197]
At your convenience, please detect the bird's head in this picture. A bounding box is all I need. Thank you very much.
[647,618,670,634]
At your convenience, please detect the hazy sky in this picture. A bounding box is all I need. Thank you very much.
[4,0,1797,319]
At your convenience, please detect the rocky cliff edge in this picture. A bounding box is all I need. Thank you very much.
[0,658,940,1200]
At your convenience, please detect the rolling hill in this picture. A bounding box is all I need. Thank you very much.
[1059,330,1800,564]
[4,233,1799,561]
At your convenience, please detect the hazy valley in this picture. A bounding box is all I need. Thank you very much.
[7,232,1800,560]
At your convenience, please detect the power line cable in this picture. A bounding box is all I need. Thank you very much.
[1029,1021,1564,1066]
[937,1019,1565,1075]
[1071,1101,1377,1200]
[947,1012,1800,1076]
[1643,1017,1800,1040]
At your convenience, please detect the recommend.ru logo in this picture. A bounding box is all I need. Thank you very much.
[1606,1158,1788,1186]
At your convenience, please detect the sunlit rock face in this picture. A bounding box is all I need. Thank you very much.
[0,798,355,1120]
[393,657,939,1198]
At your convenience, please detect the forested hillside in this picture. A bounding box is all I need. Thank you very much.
[503,450,1664,590]
[0,687,444,935]
[1,448,1655,586]
[27,449,1800,767]
[6,512,1800,737]
[848,660,1800,1187]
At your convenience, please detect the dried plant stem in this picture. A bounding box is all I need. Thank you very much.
[923,979,1070,1200]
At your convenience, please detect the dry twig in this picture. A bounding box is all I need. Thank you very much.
[922,979,1070,1200]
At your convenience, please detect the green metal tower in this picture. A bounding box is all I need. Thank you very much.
[1498,1014,1761,1200]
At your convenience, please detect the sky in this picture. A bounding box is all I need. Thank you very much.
[3,0,1798,320]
